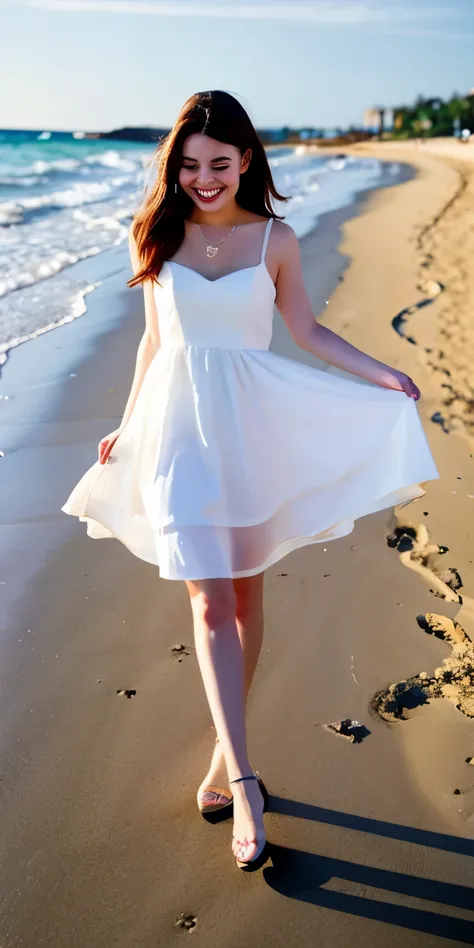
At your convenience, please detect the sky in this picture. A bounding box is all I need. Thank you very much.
[2,0,474,131]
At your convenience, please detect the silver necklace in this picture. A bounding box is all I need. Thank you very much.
[197,223,237,258]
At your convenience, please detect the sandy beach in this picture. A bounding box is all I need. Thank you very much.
[1,144,474,946]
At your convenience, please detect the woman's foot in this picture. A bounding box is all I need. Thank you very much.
[197,738,233,813]
[230,775,267,866]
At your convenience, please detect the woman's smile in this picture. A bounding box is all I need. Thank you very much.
[192,186,226,204]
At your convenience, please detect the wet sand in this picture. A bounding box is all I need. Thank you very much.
[1,154,474,946]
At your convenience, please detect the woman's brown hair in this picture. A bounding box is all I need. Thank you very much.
[128,90,289,288]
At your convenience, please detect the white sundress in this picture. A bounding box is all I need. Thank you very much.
[61,218,439,580]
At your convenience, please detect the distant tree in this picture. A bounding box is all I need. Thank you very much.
[447,96,470,121]
[390,90,474,138]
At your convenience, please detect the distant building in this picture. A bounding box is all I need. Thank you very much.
[364,108,382,133]
[363,107,393,134]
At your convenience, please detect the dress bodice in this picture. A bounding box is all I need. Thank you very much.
[153,218,276,351]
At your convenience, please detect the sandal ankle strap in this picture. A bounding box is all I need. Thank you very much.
[229,774,257,785]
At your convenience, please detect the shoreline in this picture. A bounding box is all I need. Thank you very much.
[1,151,474,945]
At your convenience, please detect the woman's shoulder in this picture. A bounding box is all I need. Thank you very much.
[267,219,299,272]
[241,212,294,237]
[128,222,141,270]
[269,218,297,250]
[269,218,295,237]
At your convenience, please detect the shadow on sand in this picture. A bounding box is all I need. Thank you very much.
[261,795,474,942]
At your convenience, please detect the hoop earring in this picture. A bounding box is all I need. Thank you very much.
[174,182,178,194]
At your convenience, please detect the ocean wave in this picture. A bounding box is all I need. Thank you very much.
[0,148,143,183]
[0,203,131,297]
[0,174,140,225]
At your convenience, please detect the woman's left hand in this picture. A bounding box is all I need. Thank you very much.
[378,369,420,400]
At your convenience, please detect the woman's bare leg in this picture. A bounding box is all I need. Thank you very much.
[235,572,265,704]
[198,573,265,791]
[187,577,265,860]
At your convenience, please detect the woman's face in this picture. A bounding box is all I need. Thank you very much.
[179,133,251,211]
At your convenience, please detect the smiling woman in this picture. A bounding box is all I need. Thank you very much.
[126,89,288,283]
[61,88,439,875]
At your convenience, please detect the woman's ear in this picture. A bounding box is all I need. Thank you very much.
[240,148,252,173]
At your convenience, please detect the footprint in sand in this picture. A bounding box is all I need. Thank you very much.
[371,612,474,721]
[386,519,462,603]
[175,913,197,932]
[391,279,444,346]
[375,514,474,720]
[170,644,192,662]
[323,719,371,744]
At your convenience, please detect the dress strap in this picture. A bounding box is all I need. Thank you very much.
[260,218,273,264]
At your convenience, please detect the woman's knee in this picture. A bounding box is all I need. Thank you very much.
[187,579,236,628]
[234,573,264,622]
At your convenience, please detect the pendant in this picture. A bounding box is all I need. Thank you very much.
[206,245,219,258]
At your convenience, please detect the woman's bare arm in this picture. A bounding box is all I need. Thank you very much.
[118,227,162,429]
[273,223,419,399]
[98,228,161,464]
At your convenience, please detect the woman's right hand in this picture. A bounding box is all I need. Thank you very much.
[98,428,122,465]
